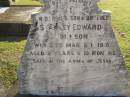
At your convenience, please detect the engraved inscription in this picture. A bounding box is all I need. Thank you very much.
[19,0,128,96]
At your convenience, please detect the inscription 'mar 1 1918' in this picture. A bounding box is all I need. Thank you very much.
[19,0,128,96]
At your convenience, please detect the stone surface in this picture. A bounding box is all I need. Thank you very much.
[19,0,128,96]
[0,7,41,36]
[4,81,130,97]
[0,7,9,14]
[0,7,41,23]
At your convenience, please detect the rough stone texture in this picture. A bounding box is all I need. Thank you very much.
[19,0,128,96]
[0,7,41,36]
[0,7,41,23]
[3,81,130,97]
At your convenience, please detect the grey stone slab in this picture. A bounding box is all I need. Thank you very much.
[3,81,130,97]
[18,0,128,96]
[0,7,9,13]
[0,7,41,23]
[0,23,30,36]
[0,7,41,36]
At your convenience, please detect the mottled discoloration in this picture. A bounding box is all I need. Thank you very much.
[19,0,128,96]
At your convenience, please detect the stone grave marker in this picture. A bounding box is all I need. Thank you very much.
[19,0,128,96]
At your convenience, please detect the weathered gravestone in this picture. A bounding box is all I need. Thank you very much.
[19,0,128,96]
